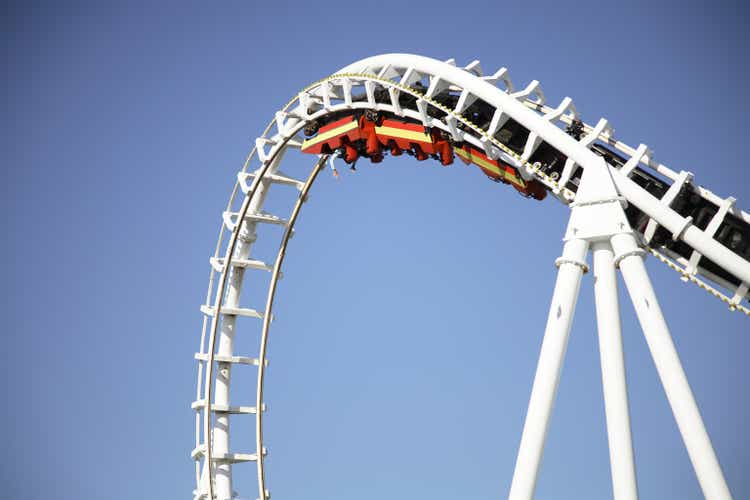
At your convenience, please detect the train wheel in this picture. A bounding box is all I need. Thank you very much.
[303,121,319,137]
[364,109,380,122]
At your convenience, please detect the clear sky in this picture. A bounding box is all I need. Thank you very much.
[4,1,749,499]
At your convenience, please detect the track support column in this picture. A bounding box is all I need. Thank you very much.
[213,238,253,499]
[592,241,638,500]
[611,233,732,500]
[205,152,284,500]
[509,238,589,500]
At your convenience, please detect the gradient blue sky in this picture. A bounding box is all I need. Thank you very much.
[4,1,749,499]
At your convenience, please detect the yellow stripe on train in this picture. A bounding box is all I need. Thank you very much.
[374,125,432,144]
[454,147,526,188]
[301,119,359,150]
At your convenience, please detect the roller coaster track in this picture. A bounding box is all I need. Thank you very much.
[191,54,750,499]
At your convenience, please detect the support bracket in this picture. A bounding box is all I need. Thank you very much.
[565,158,634,242]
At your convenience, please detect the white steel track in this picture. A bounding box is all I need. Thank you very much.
[192,53,749,499]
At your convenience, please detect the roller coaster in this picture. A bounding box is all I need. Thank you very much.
[191,54,749,499]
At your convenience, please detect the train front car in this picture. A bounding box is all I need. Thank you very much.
[300,108,547,200]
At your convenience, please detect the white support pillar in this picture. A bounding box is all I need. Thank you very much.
[213,238,253,499]
[611,233,732,500]
[592,242,638,500]
[209,153,284,500]
[509,238,589,500]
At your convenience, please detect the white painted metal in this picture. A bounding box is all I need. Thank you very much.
[335,54,750,286]
[200,304,264,319]
[731,282,749,310]
[558,118,612,190]
[210,257,273,274]
[642,170,693,243]
[611,232,732,500]
[212,230,259,499]
[194,353,264,366]
[211,238,251,500]
[611,174,750,285]
[509,238,588,500]
[193,53,749,499]
[685,196,736,275]
[254,157,326,500]
[592,242,638,500]
[202,148,285,500]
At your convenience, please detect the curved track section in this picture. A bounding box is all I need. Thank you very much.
[192,53,750,500]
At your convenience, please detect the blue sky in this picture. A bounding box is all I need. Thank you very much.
[4,1,749,499]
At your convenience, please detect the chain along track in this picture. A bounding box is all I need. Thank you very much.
[193,54,750,500]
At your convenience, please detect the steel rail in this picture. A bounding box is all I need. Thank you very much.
[195,84,317,498]
[202,132,299,500]
[199,99,320,497]
[202,173,259,500]
[295,71,749,306]
[254,156,327,500]
[194,102,294,494]
[196,55,749,497]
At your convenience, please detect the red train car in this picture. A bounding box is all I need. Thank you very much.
[300,116,366,162]
[301,113,453,166]
[300,112,546,201]
[455,144,546,200]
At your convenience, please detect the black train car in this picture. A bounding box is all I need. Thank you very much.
[590,143,750,288]
[339,83,749,288]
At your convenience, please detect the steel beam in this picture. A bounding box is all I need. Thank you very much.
[612,233,731,500]
[509,238,588,500]
[592,242,638,500]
